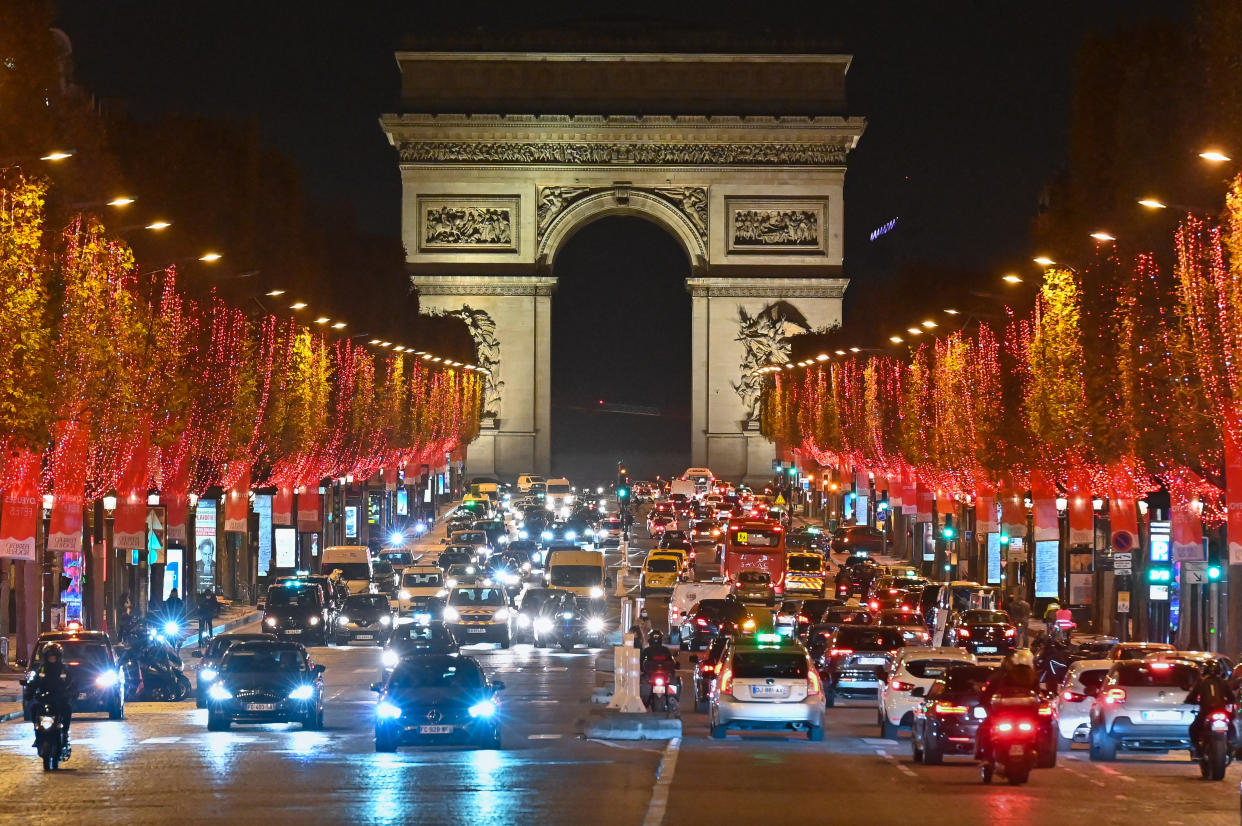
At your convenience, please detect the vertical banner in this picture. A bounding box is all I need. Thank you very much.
[272,485,294,527]
[1228,429,1242,565]
[1109,492,1139,556]
[1171,498,1205,562]
[915,485,934,523]
[165,547,183,601]
[935,487,954,515]
[163,448,190,546]
[999,477,1027,538]
[61,550,84,621]
[986,532,1002,584]
[1067,471,1094,546]
[112,433,150,551]
[48,421,88,552]
[901,470,917,516]
[383,465,399,492]
[1030,471,1059,542]
[296,492,321,532]
[255,494,273,576]
[1034,540,1060,598]
[0,449,41,560]
[224,465,250,534]
[274,526,297,569]
[195,499,218,594]
[888,474,904,510]
[976,483,997,534]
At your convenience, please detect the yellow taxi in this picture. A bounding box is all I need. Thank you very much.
[640,553,681,597]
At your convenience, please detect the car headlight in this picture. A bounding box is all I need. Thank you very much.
[382,649,400,669]
[208,684,234,701]
[493,608,510,622]
[468,699,497,718]
[436,589,448,598]
[517,614,531,628]
[442,607,460,622]
[308,616,320,626]
[289,684,315,701]
[199,667,219,682]
[95,670,121,688]
[338,616,350,625]
[377,700,403,720]
[264,617,277,627]
[565,531,577,541]
[380,615,392,626]
[164,621,180,637]
[399,590,411,600]
[446,579,457,588]
[413,612,431,624]
[586,617,605,633]
[589,586,604,599]
[541,531,553,540]
[534,618,553,633]
[518,531,529,540]
[562,611,574,620]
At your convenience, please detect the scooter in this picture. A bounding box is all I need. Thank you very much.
[980,696,1042,786]
[1192,707,1234,781]
[27,692,69,771]
[641,660,682,717]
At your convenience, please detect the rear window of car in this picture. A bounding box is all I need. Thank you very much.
[1077,669,1109,692]
[739,571,770,585]
[904,659,967,679]
[942,666,994,694]
[1114,663,1199,689]
[962,610,1009,624]
[788,555,822,572]
[732,651,808,679]
[824,609,871,624]
[646,558,678,573]
[834,626,903,649]
[877,612,916,626]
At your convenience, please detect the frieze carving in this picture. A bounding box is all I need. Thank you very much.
[424,206,513,246]
[399,141,848,166]
[448,307,503,418]
[733,209,819,246]
[537,186,589,236]
[537,185,708,242]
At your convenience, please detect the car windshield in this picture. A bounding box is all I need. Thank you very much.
[403,571,443,587]
[549,566,600,587]
[388,659,483,690]
[696,600,747,621]
[51,641,110,667]
[520,591,562,611]
[322,562,371,580]
[547,484,571,495]
[1114,663,1200,689]
[878,612,917,626]
[646,558,678,573]
[904,659,967,679]
[222,646,306,673]
[372,561,394,576]
[731,529,781,548]
[439,552,472,566]
[962,610,1009,624]
[267,586,321,608]
[835,626,903,649]
[694,522,714,531]
[449,588,506,607]
[787,556,822,572]
[732,651,808,679]
[454,532,487,545]
[206,636,269,659]
[380,552,413,565]
[344,595,388,611]
[739,571,770,585]
[391,624,453,645]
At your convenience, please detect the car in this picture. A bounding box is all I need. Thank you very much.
[262,581,331,644]
[373,655,504,751]
[514,587,568,641]
[445,563,484,588]
[709,632,825,741]
[449,529,493,561]
[276,573,344,614]
[733,569,777,606]
[540,592,608,650]
[831,525,887,556]
[874,608,932,646]
[835,562,879,599]
[471,519,509,549]
[690,520,722,546]
[594,517,625,548]
[191,631,277,708]
[680,598,751,651]
[27,629,125,720]
[910,664,994,764]
[1144,649,1236,674]
[1107,641,1177,661]
[335,593,395,646]
[205,640,325,731]
[370,559,400,598]
[877,647,976,739]
[668,581,732,643]
[397,566,449,616]
[652,546,690,574]
[437,548,475,570]
[376,549,415,573]
[784,552,828,597]
[379,621,458,679]
[640,554,681,597]
[689,636,731,713]
[1055,658,1112,746]
[442,586,513,648]
[946,609,1017,660]
[818,625,906,706]
[1088,658,1200,761]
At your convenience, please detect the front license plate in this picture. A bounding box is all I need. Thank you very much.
[1142,710,1181,722]
[420,725,453,735]
[285,629,302,635]
[355,634,373,640]
[246,703,276,712]
[77,692,88,700]
[751,685,788,697]
[858,657,887,666]
[976,646,998,653]
[1008,744,1025,757]
[467,627,487,634]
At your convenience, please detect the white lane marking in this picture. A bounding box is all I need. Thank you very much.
[528,733,562,740]
[140,737,181,744]
[642,737,682,826]
[585,738,663,754]
[895,763,917,777]
[862,738,892,746]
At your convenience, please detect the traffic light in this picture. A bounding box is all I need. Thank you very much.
[787,466,798,478]
[1147,567,1172,583]
[941,518,956,541]
[617,487,629,499]
[1208,564,1223,582]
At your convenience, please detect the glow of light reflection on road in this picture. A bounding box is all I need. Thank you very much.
[204,730,245,774]
[285,729,329,757]
[92,723,129,759]
[364,752,409,824]
[467,747,506,823]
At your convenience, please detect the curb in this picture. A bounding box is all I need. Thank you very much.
[585,712,682,741]
[0,709,23,723]
[178,611,262,652]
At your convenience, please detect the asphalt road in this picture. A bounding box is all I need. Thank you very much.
[1,510,1239,825]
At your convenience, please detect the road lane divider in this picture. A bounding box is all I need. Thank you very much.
[642,736,681,826]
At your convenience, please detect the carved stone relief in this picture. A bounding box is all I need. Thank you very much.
[424,206,512,246]
[446,306,504,418]
[654,187,708,238]
[733,210,819,246]
[400,141,848,166]
[537,186,589,236]
[731,303,811,423]
[537,185,708,242]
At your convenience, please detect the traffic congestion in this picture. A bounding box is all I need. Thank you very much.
[7,468,1242,823]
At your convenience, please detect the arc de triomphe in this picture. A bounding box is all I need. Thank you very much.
[383,51,864,483]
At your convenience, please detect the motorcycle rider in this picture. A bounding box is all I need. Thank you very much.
[1187,660,1237,758]
[976,650,1040,759]
[24,643,74,750]
[640,629,675,670]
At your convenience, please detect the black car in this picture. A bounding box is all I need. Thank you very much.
[262,582,331,644]
[380,621,458,679]
[437,549,474,570]
[192,631,277,708]
[472,519,509,548]
[515,587,569,642]
[276,574,344,614]
[205,640,325,731]
[373,655,505,751]
[946,610,1017,658]
[910,664,994,764]
[335,594,395,646]
[27,630,124,720]
[680,598,751,652]
[818,625,906,706]
[689,636,730,714]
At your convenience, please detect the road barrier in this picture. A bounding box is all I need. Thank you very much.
[607,640,646,713]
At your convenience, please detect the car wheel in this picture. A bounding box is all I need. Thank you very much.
[911,733,924,763]
[1037,733,1057,768]
[303,707,323,731]
[375,730,398,753]
[922,736,944,765]
[1089,725,1116,761]
[500,636,511,650]
[882,718,900,740]
[109,702,124,721]
[807,724,824,742]
[207,712,230,732]
[710,722,728,740]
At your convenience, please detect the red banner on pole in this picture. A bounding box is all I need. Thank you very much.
[1227,429,1242,565]
[383,465,398,492]
[48,421,88,552]
[273,485,294,526]
[0,449,41,560]
[1031,471,1059,542]
[975,482,997,534]
[901,470,917,516]
[113,432,150,551]
[915,485,934,523]
[1171,498,1205,562]
[1067,471,1093,546]
[224,464,250,534]
[163,447,190,546]
[296,492,320,533]
[1109,493,1138,555]
[999,476,1027,538]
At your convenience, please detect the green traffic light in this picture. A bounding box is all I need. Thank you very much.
[1208,565,1223,581]
[617,488,628,499]
[941,526,956,540]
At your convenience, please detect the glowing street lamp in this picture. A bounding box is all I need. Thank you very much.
[332,321,346,329]
[921,320,937,328]
[906,327,922,336]
[40,151,73,161]
[266,289,286,297]
[1002,274,1023,284]
[107,196,135,207]
[1199,149,1231,163]
[889,335,904,344]
[145,220,172,231]
[1089,231,1115,242]
[289,302,308,310]
[1138,198,1167,210]
[944,308,959,315]
[1033,256,1055,266]
[198,252,222,262]
[313,316,330,325]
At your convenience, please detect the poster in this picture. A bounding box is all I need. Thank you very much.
[61,550,84,622]
[297,492,320,532]
[165,547,183,602]
[986,533,1001,585]
[0,449,40,560]
[396,489,408,517]
[48,421,87,552]
[345,506,358,539]
[1069,573,1093,605]
[255,494,273,576]
[195,499,218,594]
[275,527,297,569]
[1035,539,1060,598]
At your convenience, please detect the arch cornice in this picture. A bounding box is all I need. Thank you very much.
[536,188,708,275]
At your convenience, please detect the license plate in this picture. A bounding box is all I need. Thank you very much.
[1142,710,1181,722]
[467,628,487,634]
[652,684,666,694]
[859,657,887,666]
[355,634,373,640]
[751,685,788,697]
[976,646,998,653]
[420,725,453,735]
[246,703,277,712]
[77,692,88,700]
[285,629,302,635]
[1008,744,1025,757]
[1212,720,1229,732]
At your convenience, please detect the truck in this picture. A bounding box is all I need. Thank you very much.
[669,479,696,500]
[320,546,375,595]
[546,548,606,600]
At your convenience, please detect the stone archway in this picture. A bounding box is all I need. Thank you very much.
[383,50,863,483]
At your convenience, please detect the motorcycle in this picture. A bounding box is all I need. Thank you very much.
[980,696,1042,786]
[641,659,682,717]
[26,691,69,772]
[120,638,191,701]
[1192,707,1234,781]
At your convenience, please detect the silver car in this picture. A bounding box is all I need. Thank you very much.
[710,635,826,741]
[1088,659,1200,760]
[1055,658,1112,745]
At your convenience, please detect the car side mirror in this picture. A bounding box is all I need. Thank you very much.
[370,682,383,693]
[191,650,203,658]
[313,664,326,675]
[911,687,925,697]
[492,680,505,691]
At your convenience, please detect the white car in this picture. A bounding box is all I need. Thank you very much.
[396,566,448,617]
[1055,658,1113,745]
[877,647,976,739]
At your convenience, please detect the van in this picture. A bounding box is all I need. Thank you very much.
[546,548,606,599]
[517,474,545,493]
[670,480,696,500]
[320,546,374,595]
[397,565,447,616]
[545,478,574,513]
[668,580,731,642]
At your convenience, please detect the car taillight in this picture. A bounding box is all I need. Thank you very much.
[868,600,879,611]
[1004,627,1016,637]
[718,668,733,695]
[695,617,708,627]
[888,589,899,595]
[807,669,822,696]
[1038,705,1052,716]
[702,664,715,673]
[933,702,967,714]
[890,680,915,691]
[829,648,853,658]
[900,605,911,612]
[1062,691,1085,702]
[1102,688,1126,705]
[797,614,808,623]
[1018,721,1034,731]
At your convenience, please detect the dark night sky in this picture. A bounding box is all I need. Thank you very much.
[53,1,1187,480]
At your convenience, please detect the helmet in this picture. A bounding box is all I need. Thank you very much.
[1011,649,1034,668]
[647,630,664,647]
[40,643,64,666]
[1204,660,1225,679]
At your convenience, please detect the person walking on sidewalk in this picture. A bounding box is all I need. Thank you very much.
[196,588,220,647]
[1007,593,1031,648]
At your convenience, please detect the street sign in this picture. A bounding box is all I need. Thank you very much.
[1117,590,1130,613]
[774,494,786,506]
[1183,560,1208,584]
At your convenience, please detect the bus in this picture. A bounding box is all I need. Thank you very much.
[720,520,788,596]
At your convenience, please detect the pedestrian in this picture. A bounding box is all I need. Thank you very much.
[164,588,184,619]
[1008,592,1031,648]
[197,587,219,646]
[629,607,653,649]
